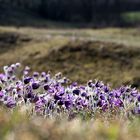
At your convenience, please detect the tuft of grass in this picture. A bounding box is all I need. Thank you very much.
[0,108,140,140]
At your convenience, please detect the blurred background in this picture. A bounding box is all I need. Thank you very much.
[0,0,140,88]
[0,0,140,27]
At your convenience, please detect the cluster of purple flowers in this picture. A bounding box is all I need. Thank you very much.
[0,63,140,117]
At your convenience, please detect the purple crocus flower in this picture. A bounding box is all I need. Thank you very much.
[0,91,4,98]
[32,82,40,90]
[33,72,39,77]
[100,95,106,100]
[81,92,87,97]
[44,84,50,91]
[137,95,140,102]
[87,80,93,87]
[103,86,110,93]
[5,97,16,108]
[131,90,138,97]
[31,95,39,103]
[15,63,21,68]
[58,100,64,106]
[65,100,72,109]
[24,77,32,84]
[35,100,45,113]
[41,72,46,77]
[72,82,78,87]
[54,93,62,101]
[73,89,80,95]
[0,74,5,80]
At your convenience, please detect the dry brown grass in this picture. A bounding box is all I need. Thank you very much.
[0,26,139,88]
[0,108,140,140]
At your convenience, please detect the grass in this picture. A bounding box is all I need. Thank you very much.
[0,27,140,88]
[0,108,140,140]
[0,26,139,88]
[1,26,140,46]
[0,26,140,140]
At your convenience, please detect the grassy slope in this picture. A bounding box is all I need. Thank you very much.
[0,26,139,88]
[0,27,140,140]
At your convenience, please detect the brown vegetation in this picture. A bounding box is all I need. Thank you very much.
[0,27,139,88]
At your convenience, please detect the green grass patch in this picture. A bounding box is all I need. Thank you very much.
[122,11,140,24]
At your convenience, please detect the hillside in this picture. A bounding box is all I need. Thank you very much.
[0,26,139,88]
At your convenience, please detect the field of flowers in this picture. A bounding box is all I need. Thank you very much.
[0,63,140,116]
[0,63,140,140]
